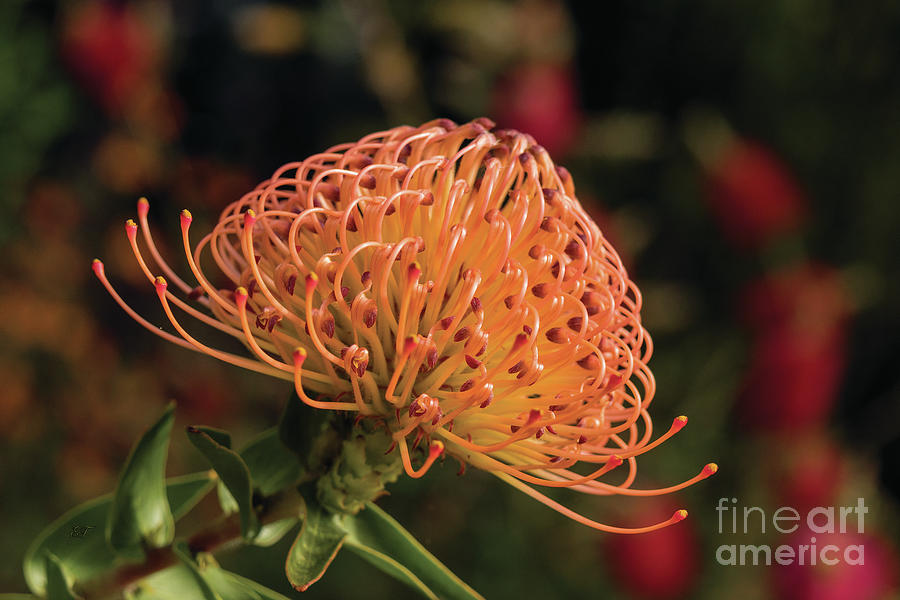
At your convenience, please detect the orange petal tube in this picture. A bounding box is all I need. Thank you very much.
[94,118,714,533]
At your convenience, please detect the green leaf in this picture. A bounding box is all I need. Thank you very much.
[0,595,41,599]
[129,563,291,600]
[277,395,342,479]
[342,503,485,600]
[277,394,317,458]
[23,472,214,596]
[125,564,202,600]
[202,566,293,600]
[107,402,177,555]
[239,429,304,497]
[213,429,303,524]
[187,427,260,540]
[252,518,300,548]
[44,553,77,600]
[172,541,220,600]
[285,492,346,591]
[192,427,232,449]
[342,542,437,600]
[215,481,240,516]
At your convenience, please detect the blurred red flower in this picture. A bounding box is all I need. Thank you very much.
[60,1,160,114]
[705,140,807,250]
[491,61,581,157]
[737,263,849,432]
[767,431,846,514]
[602,501,701,599]
[772,529,898,600]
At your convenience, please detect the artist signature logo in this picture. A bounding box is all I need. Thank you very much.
[70,525,95,538]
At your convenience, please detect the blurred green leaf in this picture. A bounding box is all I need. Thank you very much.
[129,563,291,600]
[252,518,300,548]
[192,427,232,449]
[125,564,204,600]
[215,481,240,517]
[342,503,484,600]
[187,427,260,540]
[0,595,41,599]
[278,395,325,464]
[239,430,303,546]
[201,567,293,600]
[172,541,219,600]
[107,403,177,556]
[24,472,214,596]
[44,553,77,600]
[285,493,345,591]
[341,541,437,600]
[240,428,304,497]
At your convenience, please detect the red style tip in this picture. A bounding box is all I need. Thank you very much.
[607,455,624,469]
[701,463,719,478]
[673,509,689,523]
[429,441,445,458]
[244,209,257,227]
[305,273,319,294]
[408,262,422,283]
[673,415,688,431]
[154,276,168,293]
[125,219,137,238]
[137,197,149,217]
[180,209,193,227]
[403,336,417,355]
[234,286,249,305]
[292,347,308,366]
[91,259,104,277]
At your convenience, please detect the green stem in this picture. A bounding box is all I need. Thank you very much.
[75,488,304,599]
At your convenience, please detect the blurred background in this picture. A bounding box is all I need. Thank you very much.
[1,1,899,598]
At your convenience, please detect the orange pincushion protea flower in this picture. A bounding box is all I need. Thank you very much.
[93,118,715,533]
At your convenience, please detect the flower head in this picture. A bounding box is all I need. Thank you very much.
[94,118,714,532]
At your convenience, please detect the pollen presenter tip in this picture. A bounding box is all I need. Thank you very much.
[702,463,719,478]
[137,196,149,217]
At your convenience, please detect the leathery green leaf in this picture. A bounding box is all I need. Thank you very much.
[187,427,260,540]
[44,552,76,600]
[107,403,177,556]
[342,502,485,600]
[23,472,214,596]
[284,493,345,591]
[342,541,437,599]
[172,541,220,600]
[239,428,304,497]
[129,561,291,600]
